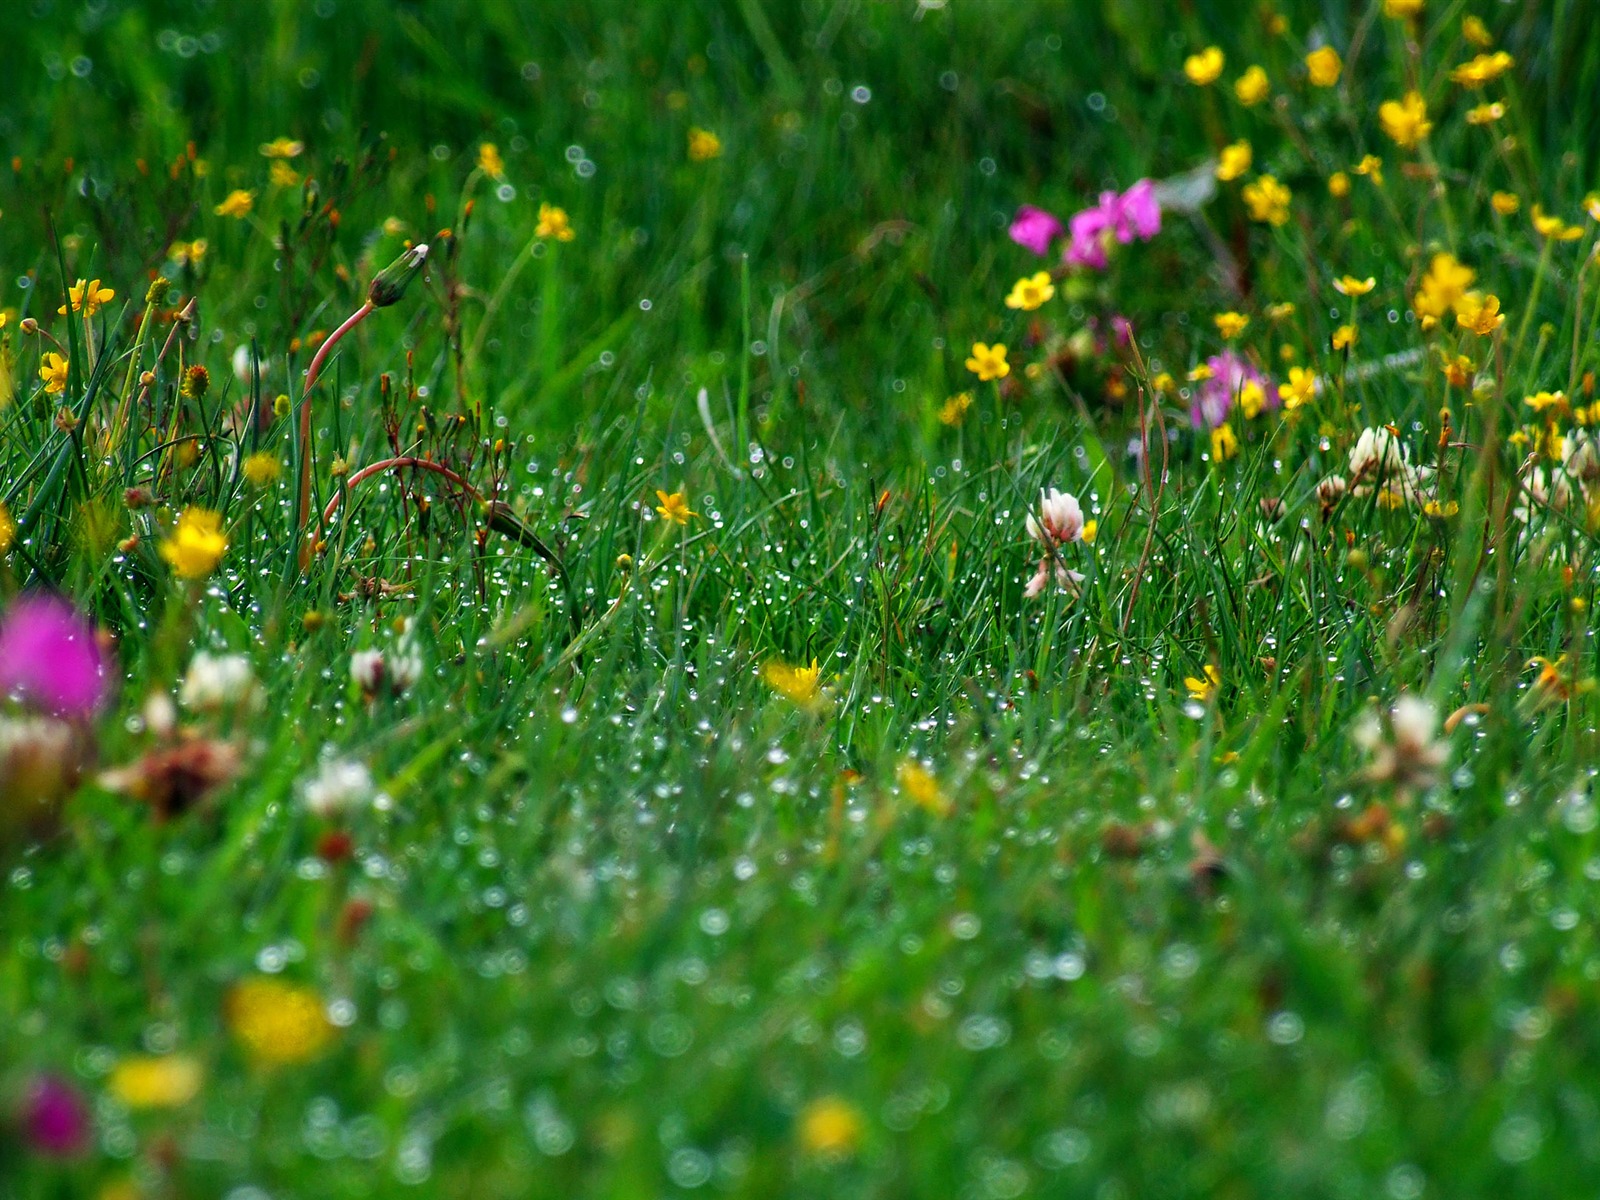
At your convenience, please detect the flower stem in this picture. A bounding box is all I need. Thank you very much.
[295,302,374,570]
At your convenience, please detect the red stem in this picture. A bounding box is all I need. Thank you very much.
[296,302,375,567]
[311,456,482,557]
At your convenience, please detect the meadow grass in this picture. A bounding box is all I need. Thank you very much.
[3,1,1600,1196]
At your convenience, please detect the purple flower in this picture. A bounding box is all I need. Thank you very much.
[1008,205,1064,255]
[1061,180,1162,271]
[21,1074,90,1158]
[1190,350,1274,429]
[0,595,111,718]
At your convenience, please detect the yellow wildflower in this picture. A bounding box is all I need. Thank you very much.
[1524,390,1569,415]
[241,452,282,486]
[1305,46,1342,87]
[1491,191,1520,215]
[1332,324,1358,351]
[1185,664,1221,702]
[168,238,209,265]
[1463,15,1493,46]
[1184,47,1225,86]
[897,760,952,817]
[108,1055,203,1109]
[1215,140,1252,182]
[0,501,14,553]
[1412,253,1475,328]
[1333,275,1376,297]
[1187,363,1216,383]
[1440,355,1474,388]
[687,127,723,162]
[535,203,575,242]
[654,490,697,525]
[159,507,228,578]
[1531,205,1584,241]
[1238,380,1266,419]
[1328,171,1351,198]
[1424,499,1460,518]
[1379,92,1432,149]
[1467,102,1506,126]
[477,142,505,180]
[798,1096,864,1158]
[1450,51,1515,88]
[269,160,299,188]
[59,278,115,316]
[1586,193,1600,222]
[1210,423,1239,461]
[965,342,1009,382]
[1081,519,1098,544]
[1383,0,1423,16]
[259,137,304,159]
[1004,271,1055,311]
[1266,302,1296,321]
[1278,366,1317,408]
[763,658,825,711]
[1214,311,1250,339]
[39,351,68,394]
[226,978,333,1067]
[1241,174,1292,226]
[1353,155,1385,186]
[1454,292,1505,336]
[1233,66,1270,106]
[938,392,972,426]
[214,189,255,218]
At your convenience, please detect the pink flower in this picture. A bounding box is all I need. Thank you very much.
[1064,205,1112,269]
[1061,180,1162,271]
[1117,179,1161,241]
[1024,558,1085,599]
[1008,205,1064,255]
[1026,488,1085,548]
[0,595,111,717]
[22,1074,90,1158]
[1190,350,1273,429]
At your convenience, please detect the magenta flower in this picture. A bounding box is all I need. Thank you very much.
[21,1074,90,1158]
[1190,350,1274,429]
[1060,180,1161,271]
[0,595,111,717]
[1008,205,1064,255]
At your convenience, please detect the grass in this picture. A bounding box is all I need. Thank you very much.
[3,0,1600,1196]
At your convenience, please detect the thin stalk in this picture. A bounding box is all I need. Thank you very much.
[295,301,374,569]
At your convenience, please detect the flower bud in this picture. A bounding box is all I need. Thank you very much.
[145,276,172,305]
[367,243,428,309]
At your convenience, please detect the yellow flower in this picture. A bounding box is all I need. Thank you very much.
[108,1055,203,1109]
[0,501,14,553]
[1531,205,1584,242]
[1185,664,1221,702]
[654,490,697,525]
[896,760,952,817]
[1450,51,1515,88]
[269,160,300,188]
[1238,380,1266,419]
[1383,0,1423,16]
[1210,423,1239,461]
[1586,193,1600,222]
[1441,354,1474,388]
[1305,46,1342,87]
[1233,66,1270,106]
[1463,15,1493,46]
[1265,301,1296,322]
[168,238,209,265]
[965,342,1009,382]
[259,137,304,159]
[1187,363,1215,383]
[1184,46,1225,86]
[226,978,333,1067]
[1412,253,1476,328]
[763,658,826,711]
[1081,519,1098,544]
[938,392,972,426]
[1215,140,1252,182]
[477,142,505,180]
[39,351,68,394]
[1524,390,1569,414]
[1353,155,1385,186]
[159,507,228,578]
[1328,171,1351,198]
[1004,271,1055,311]
[241,452,282,486]
[1453,292,1505,336]
[1214,311,1250,339]
[59,278,115,316]
[1278,366,1317,408]
[214,189,255,218]
[1424,499,1460,518]
[1467,102,1506,126]
[687,127,723,162]
[1241,174,1291,226]
[1331,324,1358,351]
[1333,275,1376,297]
[535,203,575,242]
[798,1096,864,1158]
[1491,191,1520,215]
[1379,92,1432,149]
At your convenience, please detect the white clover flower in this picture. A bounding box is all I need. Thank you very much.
[1355,694,1448,795]
[350,649,387,694]
[179,652,259,711]
[302,756,375,818]
[1026,487,1084,548]
[1347,427,1410,494]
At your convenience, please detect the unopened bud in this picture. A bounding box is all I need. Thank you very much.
[367,243,428,308]
[19,317,38,336]
[54,407,78,433]
[145,276,172,305]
